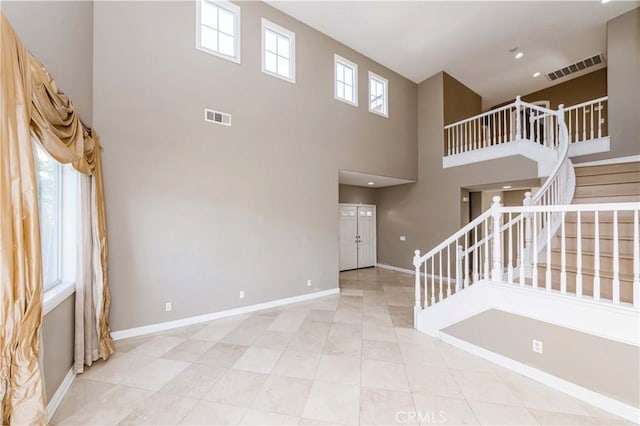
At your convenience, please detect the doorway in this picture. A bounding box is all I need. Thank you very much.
[339,203,376,271]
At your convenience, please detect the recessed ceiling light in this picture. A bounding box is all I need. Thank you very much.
[533,72,541,78]
[601,0,611,3]
[367,182,375,185]
[515,52,524,59]
[503,185,512,189]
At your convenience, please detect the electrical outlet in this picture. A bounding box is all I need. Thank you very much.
[532,339,543,354]
[400,236,406,241]
[307,279,312,287]
[239,291,245,299]
[165,302,172,312]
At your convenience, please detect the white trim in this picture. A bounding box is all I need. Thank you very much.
[567,137,610,158]
[111,288,339,340]
[261,18,295,84]
[43,281,75,316]
[368,71,388,118]
[46,367,75,421]
[439,332,640,423]
[376,263,457,283]
[573,154,640,168]
[334,54,358,107]
[195,0,241,64]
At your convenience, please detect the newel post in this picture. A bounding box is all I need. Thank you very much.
[557,104,565,148]
[413,250,422,329]
[515,96,522,140]
[523,192,533,269]
[491,196,503,282]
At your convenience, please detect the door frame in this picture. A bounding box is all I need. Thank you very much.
[338,203,377,270]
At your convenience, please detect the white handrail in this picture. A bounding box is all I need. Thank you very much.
[564,96,608,112]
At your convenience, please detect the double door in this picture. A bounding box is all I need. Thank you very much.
[339,204,376,271]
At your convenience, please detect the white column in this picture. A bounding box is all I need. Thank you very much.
[491,196,503,282]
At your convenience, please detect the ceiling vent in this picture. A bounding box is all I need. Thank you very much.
[546,53,605,82]
[204,108,231,126]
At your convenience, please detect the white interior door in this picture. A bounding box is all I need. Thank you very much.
[339,204,376,271]
[356,206,375,268]
[339,206,358,271]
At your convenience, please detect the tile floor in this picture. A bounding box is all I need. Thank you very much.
[53,267,633,425]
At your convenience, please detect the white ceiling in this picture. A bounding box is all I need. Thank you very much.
[339,170,415,188]
[267,1,639,108]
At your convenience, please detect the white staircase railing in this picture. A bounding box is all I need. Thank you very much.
[565,96,608,144]
[414,100,639,321]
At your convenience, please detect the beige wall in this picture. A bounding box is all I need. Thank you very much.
[3,1,92,402]
[41,296,75,402]
[376,73,538,269]
[444,309,640,408]
[93,1,418,330]
[338,184,377,205]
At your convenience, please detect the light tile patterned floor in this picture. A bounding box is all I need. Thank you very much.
[53,268,633,425]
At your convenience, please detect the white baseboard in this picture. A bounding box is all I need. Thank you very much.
[47,367,75,421]
[376,263,457,283]
[573,154,640,168]
[439,332,640,423]
[111,288,340,341]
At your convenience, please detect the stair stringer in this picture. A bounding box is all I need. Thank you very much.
[416,281,640,346]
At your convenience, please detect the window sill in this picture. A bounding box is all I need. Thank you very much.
[43,282,75,316]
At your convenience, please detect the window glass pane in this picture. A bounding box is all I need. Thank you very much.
[218,7,235,36]
[265,51,277,73]
[343,66,353,85]
[201,1,218,28]
[35,144,60,290]
[218,32,234,56]
[277,57,289,77]
[344,85,353,102]
[201,26,218,51]
[265,29,277,53]
[277,35,290,59]
[337,81,345,99]
[336,64,344,82]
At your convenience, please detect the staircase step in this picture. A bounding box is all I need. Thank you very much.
[574,182,640,198]
[565,220,636,236]
[574,162,640,177]
[564,211,637,223]
[550,249,634,276]
[576,170,640,186]
[573,194,640,204]
[534,265,634,304]
[565,234,635,254]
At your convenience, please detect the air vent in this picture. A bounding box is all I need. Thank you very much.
[204,108,231,126]
[546,54,605,81]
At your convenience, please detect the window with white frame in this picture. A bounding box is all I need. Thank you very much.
[262,19,295,83]
[196,0,241,63]
[334,55,358,106]
[35,144,62,291]
[369,71,388,117]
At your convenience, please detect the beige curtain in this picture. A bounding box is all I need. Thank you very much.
[1,13,114,424]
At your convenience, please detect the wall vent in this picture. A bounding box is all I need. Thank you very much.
[546,53,605,82]
[204,108,231,126]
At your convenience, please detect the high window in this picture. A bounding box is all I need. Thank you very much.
[369,71,388,117]
[196,0,241,63]
[334,55,358,106]
[262,19,295,83]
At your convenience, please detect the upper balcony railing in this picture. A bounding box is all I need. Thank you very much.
[444,96,608,158]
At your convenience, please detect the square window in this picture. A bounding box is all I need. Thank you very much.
[368,71,388,117]
[196,0,241,63]
[261,19,295,83]
[334,55,358,107]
